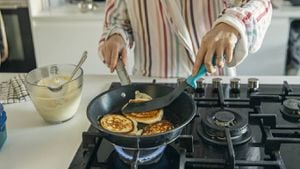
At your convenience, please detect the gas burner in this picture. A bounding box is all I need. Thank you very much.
[113,145,166,165]
[281,99,300,122]
[214,110,236,127]
[108,146,179,169]
[197,109,251,146]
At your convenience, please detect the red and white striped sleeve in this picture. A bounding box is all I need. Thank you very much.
[99,0,133,48]
[213,0,272,67]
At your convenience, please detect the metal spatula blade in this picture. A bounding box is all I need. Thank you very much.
[121,64,208,113]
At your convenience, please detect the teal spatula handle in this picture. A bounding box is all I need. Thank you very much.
[186,57,216,89]
[186,64,207,89]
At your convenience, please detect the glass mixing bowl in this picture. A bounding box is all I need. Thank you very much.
[25,64,83,123]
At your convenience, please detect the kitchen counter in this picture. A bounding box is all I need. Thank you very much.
[1,74,300,169]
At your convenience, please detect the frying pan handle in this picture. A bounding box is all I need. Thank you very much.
[186,64,207,89]
[186,57,216,89]
[116,58,131,85]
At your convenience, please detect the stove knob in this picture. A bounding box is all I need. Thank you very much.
[248,78,259,92]
[196,78,205,89]
[177,77,194,94]
[212,78,222,92]
[196,78,205,96]
[230,78,241,93]
[177,77,186,86]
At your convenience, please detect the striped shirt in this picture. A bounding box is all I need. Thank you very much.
[99,0,272,78]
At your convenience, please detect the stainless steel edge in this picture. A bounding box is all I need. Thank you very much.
[116,59,131,86]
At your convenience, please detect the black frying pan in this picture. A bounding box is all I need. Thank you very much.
[87,83,196,149]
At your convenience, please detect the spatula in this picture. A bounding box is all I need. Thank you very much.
[121,63,209,113]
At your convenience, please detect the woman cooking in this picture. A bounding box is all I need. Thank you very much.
[98,0,272,78]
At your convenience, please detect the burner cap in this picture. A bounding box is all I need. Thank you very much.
[283,99,300,113]
[214,110,235,127]
[197,109,251,146]
[280,99,300,122]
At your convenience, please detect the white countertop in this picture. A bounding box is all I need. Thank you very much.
[1,74,300,169]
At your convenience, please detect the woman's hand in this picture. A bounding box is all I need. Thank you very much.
[98,34,127,73]
[192,23,239,75]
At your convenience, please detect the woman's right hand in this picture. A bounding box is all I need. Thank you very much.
[98,34,127,73]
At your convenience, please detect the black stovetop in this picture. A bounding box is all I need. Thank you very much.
[69,79,300,169]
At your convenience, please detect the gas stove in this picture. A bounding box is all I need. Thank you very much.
[69,78,300,169]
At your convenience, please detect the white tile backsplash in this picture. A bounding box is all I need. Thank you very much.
[29,0,68,15]
[40,0,66,9]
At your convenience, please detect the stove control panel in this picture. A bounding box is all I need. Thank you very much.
[178,77,265,98]
[174,77,266,98]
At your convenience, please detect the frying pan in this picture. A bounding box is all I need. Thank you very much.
[87,83,196,149]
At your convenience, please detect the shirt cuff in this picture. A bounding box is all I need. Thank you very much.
[104,25,131,48]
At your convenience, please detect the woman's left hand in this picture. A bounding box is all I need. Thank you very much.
[192,23,240,75]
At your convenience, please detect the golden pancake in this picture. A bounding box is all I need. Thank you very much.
[123,98,164,124]
[135,90,152,100]
[100,114,134,133]
[142,120,174,136]
[127,119,143,136]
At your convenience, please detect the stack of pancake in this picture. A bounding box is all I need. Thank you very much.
[100,91,173,136]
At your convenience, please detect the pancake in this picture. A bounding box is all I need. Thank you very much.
[121,91,152,113]
[124,109,163,124]
[142,120,174,136]
[123,98,164,124]
[100,114,134,133]
[127,119,143,136]
[123,91,164,124]
[135,90,152,100]
[100,91,167,135]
